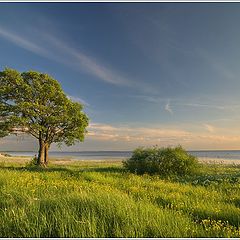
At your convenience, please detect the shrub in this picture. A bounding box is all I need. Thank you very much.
[25,155,38,167]
[123,146,198,176]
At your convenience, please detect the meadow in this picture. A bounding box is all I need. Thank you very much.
[0,157,239,238]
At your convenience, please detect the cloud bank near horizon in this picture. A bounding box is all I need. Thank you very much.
[2,122,240,151]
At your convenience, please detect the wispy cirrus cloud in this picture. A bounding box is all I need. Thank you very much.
[0,25,143,90]
[0,26,51,59]
[180,103,225,110]
[165,99,173,114]
[133,94,240,113]
[67,95,90,107]
[42,33,133,87]
[179,102,240,112]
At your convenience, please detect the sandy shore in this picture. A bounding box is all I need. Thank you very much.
[0,154,240,165]
[0,155,123,165]
[0,154,31,163]
[198,157,240,165]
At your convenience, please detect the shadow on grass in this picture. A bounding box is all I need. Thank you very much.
[0,165,125,174]
[0,165,72,173]
[86,167,125,173]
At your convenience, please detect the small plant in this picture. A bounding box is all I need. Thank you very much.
[25,155,38,167]
[123,146,198,176]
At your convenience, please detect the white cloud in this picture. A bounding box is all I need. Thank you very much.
[67,95,90,107]
[85,122,240,150]
[0,25,136,89]
[165,100,173,114]
[0,26,51,59]
[87,122,191,144]
[3,121,240,151]
[134,95,240,114]
[180,102,228,110]
[203,124,215,133]
[42,34,133,87]
[0,25,134,88]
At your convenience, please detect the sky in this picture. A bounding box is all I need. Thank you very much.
[1,3,240,151]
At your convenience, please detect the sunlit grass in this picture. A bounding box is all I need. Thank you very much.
[0,158,239,237]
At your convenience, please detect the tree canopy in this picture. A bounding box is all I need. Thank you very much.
[0,68,89,166]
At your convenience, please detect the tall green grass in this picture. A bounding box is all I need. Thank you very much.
[0,160,239,237]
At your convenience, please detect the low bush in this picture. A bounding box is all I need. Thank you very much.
[123,146,198,176]
[25,156,38,167]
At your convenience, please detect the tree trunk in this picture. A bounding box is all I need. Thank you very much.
[37,139,45,166]
[44,143,49,166]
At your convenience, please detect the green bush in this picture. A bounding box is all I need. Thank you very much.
[25,156,38,167]
[123,146,198,176]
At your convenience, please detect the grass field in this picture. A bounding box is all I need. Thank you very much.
[0,157,239,237]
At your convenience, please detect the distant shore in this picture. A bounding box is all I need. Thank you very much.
[198,157,240,165]
[0,153,240,165]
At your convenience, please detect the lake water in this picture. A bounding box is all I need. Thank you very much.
[4,150,240,161]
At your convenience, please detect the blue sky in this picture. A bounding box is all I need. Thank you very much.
[1,3,240,151]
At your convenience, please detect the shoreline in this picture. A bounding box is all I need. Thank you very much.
[0,154,240,165]
[198,157,240,165]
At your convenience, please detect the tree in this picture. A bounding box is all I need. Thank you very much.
[0,68,89,166]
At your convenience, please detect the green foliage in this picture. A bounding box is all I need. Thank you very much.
[123,146,198,176]
[25,156,38,167]
[0,159,239,237]
[0,68,89,164]
[0,68,89,145]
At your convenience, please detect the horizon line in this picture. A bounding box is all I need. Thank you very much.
[2,149,240,152]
